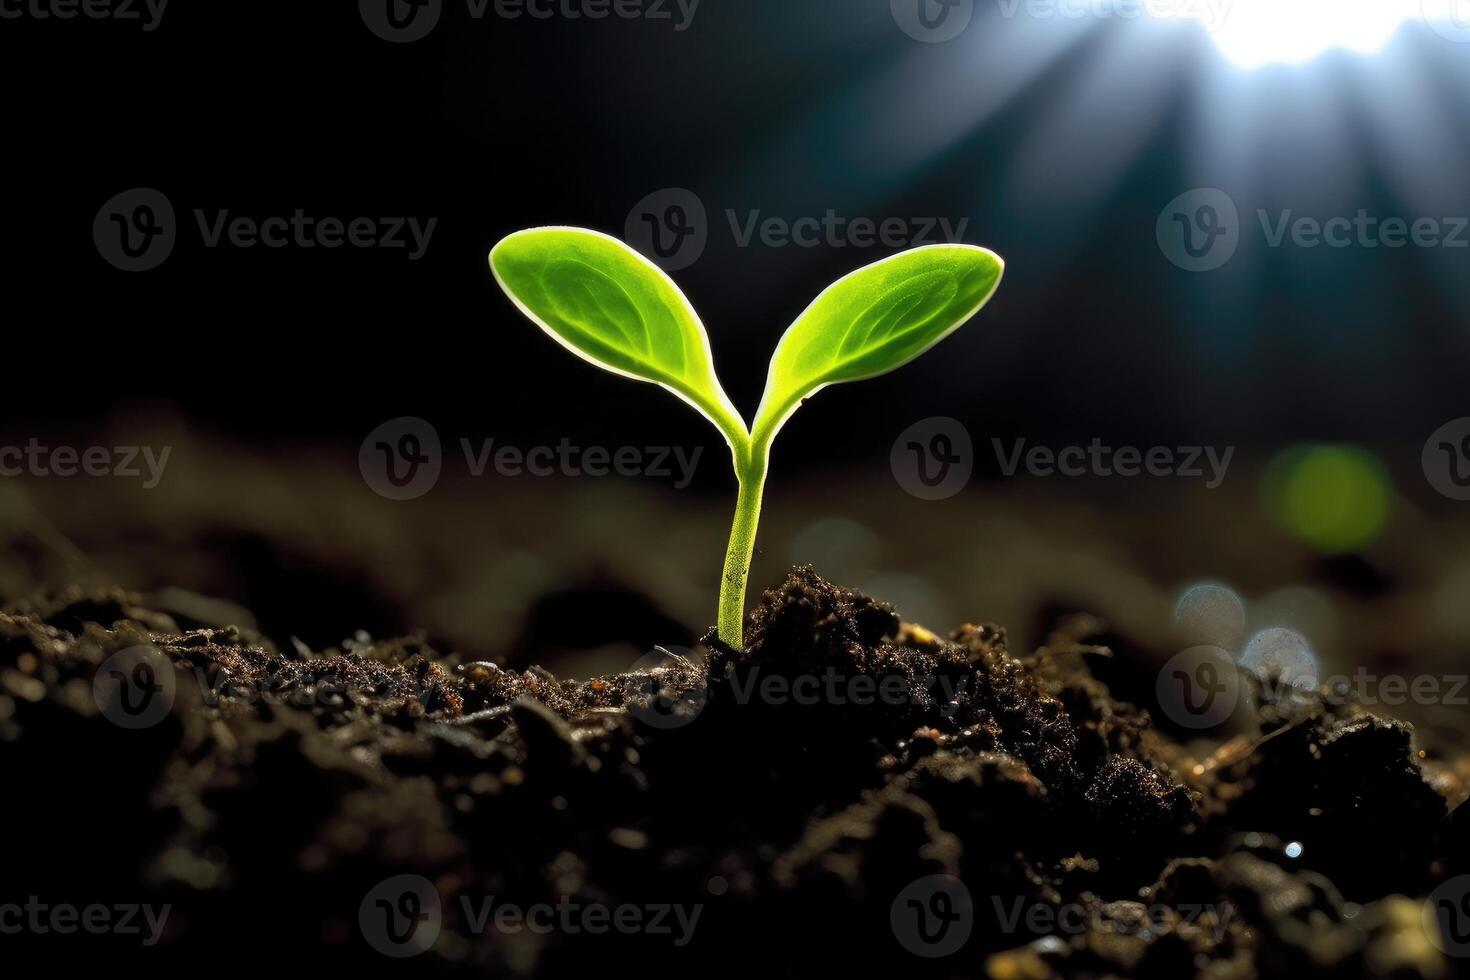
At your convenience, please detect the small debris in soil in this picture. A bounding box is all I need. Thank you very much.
[0,566,1463,978]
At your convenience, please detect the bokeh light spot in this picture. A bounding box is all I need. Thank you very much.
[1173,582,1246,651]
[1240,626,1320,692]
[1262,445,1393,553]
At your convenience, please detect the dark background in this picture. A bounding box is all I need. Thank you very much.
[3,1,1466,457]
[1,2,1468,729]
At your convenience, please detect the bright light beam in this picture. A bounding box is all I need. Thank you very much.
[1151,0,1418,69]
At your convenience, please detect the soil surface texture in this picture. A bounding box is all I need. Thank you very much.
[2,567,1466,978]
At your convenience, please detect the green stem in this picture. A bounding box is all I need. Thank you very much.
[717,442,769,649]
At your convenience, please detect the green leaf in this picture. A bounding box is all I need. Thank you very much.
[490,227,747,447]
[752,244,1004,445]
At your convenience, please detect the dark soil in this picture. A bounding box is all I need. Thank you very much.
[1,568,1465,977]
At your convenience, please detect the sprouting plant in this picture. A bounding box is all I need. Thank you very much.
[489,227,1004,649]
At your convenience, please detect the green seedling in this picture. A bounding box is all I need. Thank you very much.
[490,227,1004,649]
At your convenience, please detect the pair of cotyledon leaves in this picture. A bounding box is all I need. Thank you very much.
[489,228,1004,459]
